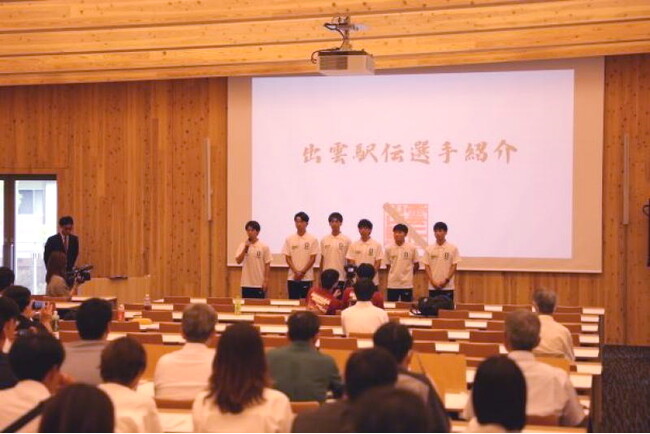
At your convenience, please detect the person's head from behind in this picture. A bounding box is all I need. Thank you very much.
[353,387,431,433]
[472,356,526,431]
[59,216,74,236]
[245,220,261,241]
[433,221,448,243]
[46,251,68,283]
[39,384,114,433]
[532,287,557,315]
[393,223,408,245]
[294,211,310,233]
[9,333,65,392]
[357,219,373,239]
[0,297,20,344]
[356,263,376,281]
[3,285,32,315]
[76,298,112,341]
[505,310,541,352]
[345,348,397,401]
[287,311,320,343]
[100,337,146,388]
[328,212,343,233]
[320,269,340,292]
[373,322,413,366]
[209,323,267,414]
[353,279,376,302]
[0,267,15,292]
[182,303,218,344]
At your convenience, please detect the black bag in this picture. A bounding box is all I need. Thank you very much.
[416,295,454,317]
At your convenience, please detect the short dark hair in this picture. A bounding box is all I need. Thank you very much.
[356,264,376,280]
[320,269,340,290]
[39,384,115,433]
[294,211,309,223]
[9,334,65,381]
[358,219,373,230]
[0,297,20,331]
[345,348,397,401]
[353,279,375,302]
[473,356,527,431]
[287,311,320,341]
[76,298,113,340]
[328,212,343,223]
[100,337,146,386]
[532,288,557,314]
[393,224,408,234]
[59,216,74,226]
[433,222,448,232]
[0,267,15,291]
[353,387,431,433]
[373,322,413,364]
[3,285,31,312]
[245,220,261,232]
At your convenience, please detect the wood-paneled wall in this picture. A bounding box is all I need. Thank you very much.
[0,55,648,344]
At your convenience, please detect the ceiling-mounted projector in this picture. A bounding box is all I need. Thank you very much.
[313,16,375,75]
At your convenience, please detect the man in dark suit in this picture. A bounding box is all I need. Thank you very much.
[44,216,79,272]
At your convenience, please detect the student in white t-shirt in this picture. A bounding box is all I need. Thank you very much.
[346,219,383,286]
[235,220,272,299]
[421,222,461,303]
[281,212,320,300]
[320,212,351,290]
[384,224,420,302]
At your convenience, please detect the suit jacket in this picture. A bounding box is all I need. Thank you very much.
[291,400,353,433]
[44,234,79,271]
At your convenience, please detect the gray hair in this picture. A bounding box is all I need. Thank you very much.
[505,310,540,351]
[532,288,557,314]
[182,304,217,343]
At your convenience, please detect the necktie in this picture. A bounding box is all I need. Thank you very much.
[63,236,69,253]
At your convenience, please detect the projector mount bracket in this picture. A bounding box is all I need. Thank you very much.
[311,16,367,63]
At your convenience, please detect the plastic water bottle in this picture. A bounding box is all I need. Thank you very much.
[234,297,242,315]
[144,294,152,311]
[117,304,126,321]
[51,311,60,333]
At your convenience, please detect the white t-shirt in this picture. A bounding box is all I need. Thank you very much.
[383,242,420,289]
[421,241,461,290]
[236,240,272,288]
[281,232,319,281]
[192,388,293,433]
[99,382,162,433]
[320,233,351,280]
[341,301,389,336]
[0,380,50,433]
[154,343,214,400]
[346,238,383,285]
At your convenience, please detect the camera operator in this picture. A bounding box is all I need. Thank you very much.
[44,216,79,275]
[46,252,80,298]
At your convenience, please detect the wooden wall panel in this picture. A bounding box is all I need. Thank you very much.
[0,55,647,344]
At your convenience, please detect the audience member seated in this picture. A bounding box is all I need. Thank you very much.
[3,285,53,335]
[341,279,389,336]
[373,322,449,432]
[39,383,114,433]
[268,311,343,402]
[340,264,384,309]
[0,297,20,389]
[463,310,585,426]
[45,251,78,298]
[291,347,398,433]
[193,323,293,433]
[0,334,66,433]
[466,355,526,433]
[0,266,15,293]
[532,288,575,361]
[99,337,162,433]
[155,303,217,400]
[305,269,344,315]
[61,298,112,385]
[353,386,433,433]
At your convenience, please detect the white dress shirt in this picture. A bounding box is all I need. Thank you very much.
[0,380,50,433]
[463,351,585,426]
[341,301,389,336]
[192,387,293,433]
[534,315,575,361]
[99,382,163,433]
[154,342,214,400]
